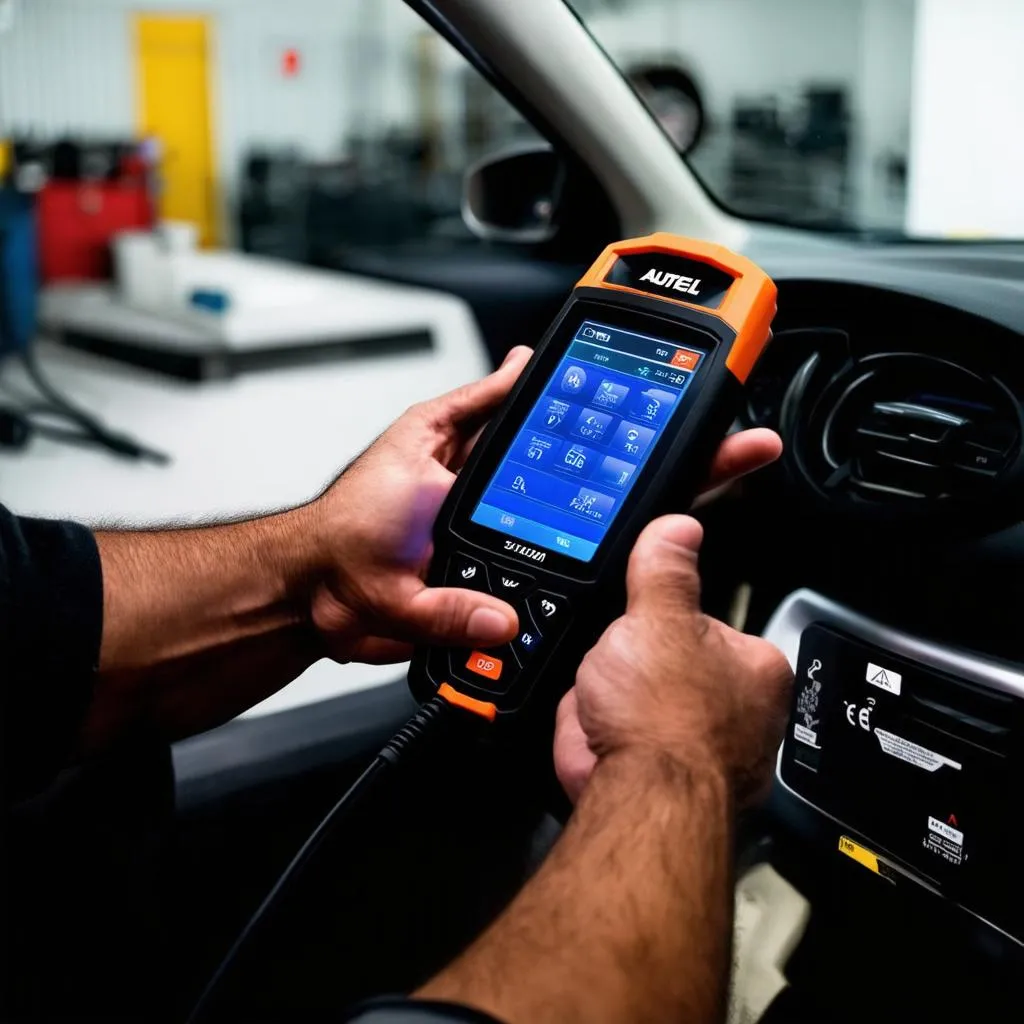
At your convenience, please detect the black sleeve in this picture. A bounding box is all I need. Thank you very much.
[0,503,103,803]
[344,998,505,1024]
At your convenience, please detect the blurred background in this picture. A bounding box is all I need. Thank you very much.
[0,0,917,270]
[0,0,1012,710]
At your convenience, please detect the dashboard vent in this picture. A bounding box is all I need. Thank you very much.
[910,685,1013,758]
[806,354,1021,503]
[907,668,1016,757]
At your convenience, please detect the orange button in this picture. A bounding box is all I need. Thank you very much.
[671,348,701,371]
[465,650,503,681]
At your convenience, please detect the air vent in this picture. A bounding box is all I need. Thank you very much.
[908,674,1015,757]
[817,355,1021,501]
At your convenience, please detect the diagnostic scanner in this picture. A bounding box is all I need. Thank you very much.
[196,243,774,1020]
[409,233,777,717]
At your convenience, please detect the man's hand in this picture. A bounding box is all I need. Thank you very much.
[302,354,783,667]
[87,349,781,755]
[419,517,792,1024]
[304,347,534,664]
[554,515,793,805]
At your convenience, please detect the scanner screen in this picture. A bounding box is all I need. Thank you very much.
[470,320,706,563]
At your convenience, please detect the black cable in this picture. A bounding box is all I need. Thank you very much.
[0,403,130,453]
[2,347,170,462]
[186,694,473,1024]
[0,405,30,448]
[0,380,169,460]
[0,219,166,463]
[33,421,116,449]
[0,373,134,445]
[17,348,170,463]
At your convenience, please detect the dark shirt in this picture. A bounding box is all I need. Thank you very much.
[0,503,103,803]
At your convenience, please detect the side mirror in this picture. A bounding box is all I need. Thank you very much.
[462,145,565,244]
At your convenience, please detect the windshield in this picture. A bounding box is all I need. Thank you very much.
[569,0,1022,240]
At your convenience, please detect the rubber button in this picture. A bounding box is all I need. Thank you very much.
[447,552,490,593]
[527,591,569,632]
[465,649,504,681]
[491,567,534,601]
[451,646,518,693]
[512,622,543,665]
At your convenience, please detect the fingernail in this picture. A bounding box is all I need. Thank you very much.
[657,515,704,552]
[501,346,530,368]
[467,607,513,643]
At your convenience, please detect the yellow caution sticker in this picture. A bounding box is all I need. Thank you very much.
[838,835,881,874]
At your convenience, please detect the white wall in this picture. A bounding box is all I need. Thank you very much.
[0,0,432,235]
[851,0,915,228]
[907,0,1024,238]
[22,0,1017,240]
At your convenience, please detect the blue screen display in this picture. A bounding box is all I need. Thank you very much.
[470,320,706,563]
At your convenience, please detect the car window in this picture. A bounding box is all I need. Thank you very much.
[568,0,1023,240]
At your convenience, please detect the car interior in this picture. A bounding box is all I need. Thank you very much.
[2,0,1023,1021]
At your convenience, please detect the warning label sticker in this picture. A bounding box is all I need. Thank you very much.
[866,661,902,696]
[838,836,898,884]
[793,723,819,747]
[794,658,823,740]
[923,815,965,866]
[928,815,964,846]
[875,729,962,773]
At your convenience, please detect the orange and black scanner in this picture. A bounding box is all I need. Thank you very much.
[409,233,777,717]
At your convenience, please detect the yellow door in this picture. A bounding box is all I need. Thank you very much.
[135,15,218,246]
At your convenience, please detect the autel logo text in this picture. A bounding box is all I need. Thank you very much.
[640,267,702,296]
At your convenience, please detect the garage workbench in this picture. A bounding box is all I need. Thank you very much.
[0,277,491,719]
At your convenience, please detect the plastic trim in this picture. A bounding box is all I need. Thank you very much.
[763,588,1024,699]
[764,588,1024,947]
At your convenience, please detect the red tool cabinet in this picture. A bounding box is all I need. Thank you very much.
[37,180,154,282]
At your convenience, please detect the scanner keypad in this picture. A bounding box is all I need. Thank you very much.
[447,552,490,593]
[490,567,535,601]
[442,552,570,696]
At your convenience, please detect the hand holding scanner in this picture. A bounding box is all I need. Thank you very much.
[409,233,777,718]
[196,241,774,1020]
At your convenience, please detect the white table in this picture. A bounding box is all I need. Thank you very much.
[0,275,491,718]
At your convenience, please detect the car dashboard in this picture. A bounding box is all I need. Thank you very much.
[731,239,1024,967]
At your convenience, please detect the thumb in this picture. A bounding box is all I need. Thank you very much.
[393,584,519,648]
[625,515,704,618]
[429,346,533,430]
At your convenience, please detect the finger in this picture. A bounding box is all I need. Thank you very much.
[499,344,533,369]
[392,584,518,647]
[427,346,533,436]
[624,514,704,618]
[699,428,782,494]
[553,689,598,805]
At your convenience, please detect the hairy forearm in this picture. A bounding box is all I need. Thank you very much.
[419,750,734,1024]
[85,506,322,750]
